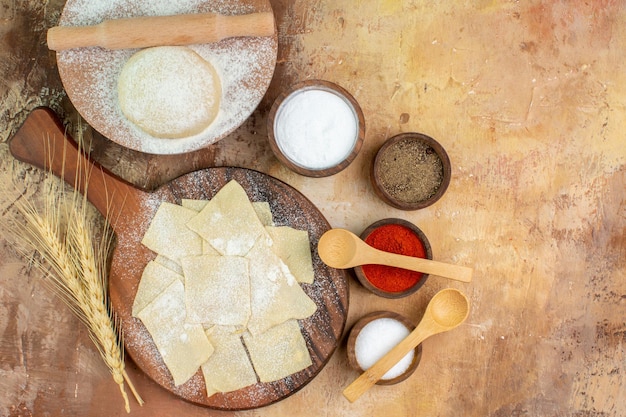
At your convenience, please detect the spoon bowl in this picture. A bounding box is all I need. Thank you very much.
[343,288,470,402]
[318,228,473,283]
[318,228,359,268]
[429,287,470,327]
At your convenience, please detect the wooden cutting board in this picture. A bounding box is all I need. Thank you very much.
[9,107,350,410]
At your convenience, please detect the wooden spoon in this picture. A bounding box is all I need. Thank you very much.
[47,11,276,51]
[343,288,470,402]
[318,228,473,283]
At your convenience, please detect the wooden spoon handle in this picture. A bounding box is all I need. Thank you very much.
[371,249,473,283]
[8,107,142,231]
[47,12,276,51]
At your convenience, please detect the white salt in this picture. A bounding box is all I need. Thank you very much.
[354,317,415,380]
[274,88,358,170]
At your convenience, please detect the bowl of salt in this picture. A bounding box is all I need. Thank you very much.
[267,80,365,177]
[346,311,422,385]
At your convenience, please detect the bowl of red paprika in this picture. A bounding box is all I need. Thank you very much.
[353,218,432,298]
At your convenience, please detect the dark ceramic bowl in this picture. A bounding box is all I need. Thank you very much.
[353,218,432,299]
[267,79,365,177]
[346,311,422,385]
[371,132,451,210]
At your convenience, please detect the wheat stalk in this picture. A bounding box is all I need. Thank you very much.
[1,128,143,412]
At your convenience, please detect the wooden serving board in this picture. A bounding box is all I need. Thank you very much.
[9,108,349,410]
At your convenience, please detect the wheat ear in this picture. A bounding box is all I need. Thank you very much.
[1,128,143,411]
[67,191,132,412]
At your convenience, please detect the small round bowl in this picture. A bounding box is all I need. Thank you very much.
[346,311,422,385]
[353,218,432,299]
[267,80,365,177]
[372,132,451,210]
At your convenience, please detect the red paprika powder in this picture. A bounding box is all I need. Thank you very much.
[361,223,426,293]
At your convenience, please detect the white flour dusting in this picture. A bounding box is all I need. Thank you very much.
[274,89,359,170]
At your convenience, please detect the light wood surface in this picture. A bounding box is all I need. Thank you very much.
[318,228,473,282]
[1,1,626,416]
[47,12,276,51]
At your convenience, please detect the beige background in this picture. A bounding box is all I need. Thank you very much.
[1,1,625,416]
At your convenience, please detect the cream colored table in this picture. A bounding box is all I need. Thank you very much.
[1,1,625,416]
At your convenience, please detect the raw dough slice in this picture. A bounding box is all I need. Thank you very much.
[186,180,268,256]
[181,255,250,326]
[182,199,272,226]
[154,254,184,275]
[201,326,258,397]
[141,202,203,262]
[136,280,214,386]
[253,202,274,226]
[202,241,221,256]
[181,199,208,212]
[179,200,220,255]
[243,319,312,383]
[132,260,183,317]
[117,46,221,139]
[245,238,317,335]
[266,226,315,284]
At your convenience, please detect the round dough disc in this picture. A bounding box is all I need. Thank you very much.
[117,46,222,139]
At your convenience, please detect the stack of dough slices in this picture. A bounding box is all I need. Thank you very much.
[132,180,317,397]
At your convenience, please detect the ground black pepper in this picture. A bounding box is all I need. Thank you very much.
[377,138,444,203]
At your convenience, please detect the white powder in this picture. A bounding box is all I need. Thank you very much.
[273,89,358,170]
[354,317,415,380]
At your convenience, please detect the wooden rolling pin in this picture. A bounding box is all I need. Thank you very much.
[47,12,275,51]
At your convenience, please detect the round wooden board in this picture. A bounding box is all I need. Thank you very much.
[109,167,350,410]
[56,0,277,155]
